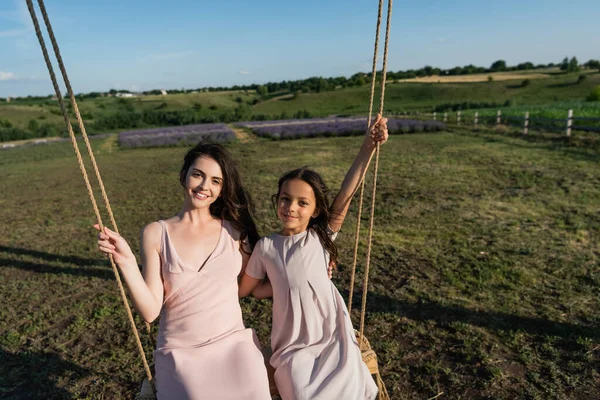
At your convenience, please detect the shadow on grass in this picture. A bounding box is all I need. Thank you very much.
[344,289,600,341]
[0,246,116,280]
[0,257,115,280]
[0,349,88,399]
[0,245,100,268]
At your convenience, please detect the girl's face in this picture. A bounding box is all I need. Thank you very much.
[184,156,224,209]
[277,178,318,235]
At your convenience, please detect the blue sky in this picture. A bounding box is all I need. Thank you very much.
[1,0,599,97]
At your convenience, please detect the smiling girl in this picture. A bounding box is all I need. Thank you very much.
[239,115,389,400]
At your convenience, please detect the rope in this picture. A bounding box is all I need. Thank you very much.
[348,0,384,315]
[355,1,393,399]
[27,0,153,386]
[358,0,393,351]
[34,0,154,349]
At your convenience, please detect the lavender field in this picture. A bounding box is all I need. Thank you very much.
[236,117,445,139]
[115,117,445,148]
[118,124,236,148]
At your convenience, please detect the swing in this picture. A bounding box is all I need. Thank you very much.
[26,0,393,398]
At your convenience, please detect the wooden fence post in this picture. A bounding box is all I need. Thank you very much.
[474,112,479,128]
[496,110,502,127]
[457,111,461,126]
[433,112,437,121]
[523,111,529,135]
[566,109,573,137]
[444,112,448,123]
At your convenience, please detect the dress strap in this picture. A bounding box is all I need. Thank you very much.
[157,220,167,259]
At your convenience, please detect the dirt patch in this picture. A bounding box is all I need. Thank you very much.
[231,127,256,143]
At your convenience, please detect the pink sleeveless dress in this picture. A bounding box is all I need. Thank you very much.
[153,219,271,400]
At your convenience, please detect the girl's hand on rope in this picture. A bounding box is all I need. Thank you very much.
[94,224,137,268]
[367,113,389,147]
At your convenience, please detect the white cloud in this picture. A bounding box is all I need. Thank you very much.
[435,37,449,44]
[0,71,16,81]
[237,70,251,75]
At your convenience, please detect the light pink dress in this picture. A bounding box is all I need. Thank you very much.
[246,228,378,400]
[154,219,271,400]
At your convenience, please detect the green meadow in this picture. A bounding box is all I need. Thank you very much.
[1,130,598,399]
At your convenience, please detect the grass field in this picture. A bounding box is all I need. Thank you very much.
[1,71,598,140]
[1,131,598,399]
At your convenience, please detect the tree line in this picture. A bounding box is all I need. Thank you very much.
[3,57,599,103]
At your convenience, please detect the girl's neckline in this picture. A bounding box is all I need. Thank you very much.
[274,229,309,238]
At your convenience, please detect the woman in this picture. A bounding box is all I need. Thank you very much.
[96,141,271,399]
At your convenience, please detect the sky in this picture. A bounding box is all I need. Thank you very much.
[1,0,599,97]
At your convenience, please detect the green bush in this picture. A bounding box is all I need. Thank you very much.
[587,86,600,102]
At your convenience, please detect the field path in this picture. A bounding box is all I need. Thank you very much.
[230,126,256,143]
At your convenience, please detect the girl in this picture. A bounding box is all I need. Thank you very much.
[96,142,271,400]
[239,115,389,400]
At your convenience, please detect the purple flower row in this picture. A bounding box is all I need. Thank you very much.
[119,123,236,148]
[235,117,365,128]
[242,118,445,140]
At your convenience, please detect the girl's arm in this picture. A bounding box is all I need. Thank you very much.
[329,115,389,232]
[96,223,164,322]
[239,273,262,298]
[238,241,272,298]
[251,279,273,299]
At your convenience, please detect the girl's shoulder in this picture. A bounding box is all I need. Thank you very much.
[253,233,280,252]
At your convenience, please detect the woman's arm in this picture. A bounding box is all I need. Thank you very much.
[96,223,164,322]
[329,115,389,233]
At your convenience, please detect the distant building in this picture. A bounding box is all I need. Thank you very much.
[116,92,134,98]
[160,89,168,96]
[6,97,11,103]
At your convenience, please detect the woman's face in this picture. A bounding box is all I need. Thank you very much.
[184,155,224,209]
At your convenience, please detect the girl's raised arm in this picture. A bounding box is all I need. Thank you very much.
[96,223,164,322]
[329,115,388,233]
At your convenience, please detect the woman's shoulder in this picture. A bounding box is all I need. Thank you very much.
[141,220,163,236]
[139,220,164,250]
[223,219,241,240]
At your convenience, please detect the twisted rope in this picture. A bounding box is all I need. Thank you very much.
[27,0,153,386]
[348,0,384,315]
[358,0,393,351]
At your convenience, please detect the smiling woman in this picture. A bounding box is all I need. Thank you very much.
[95,141,271,399]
